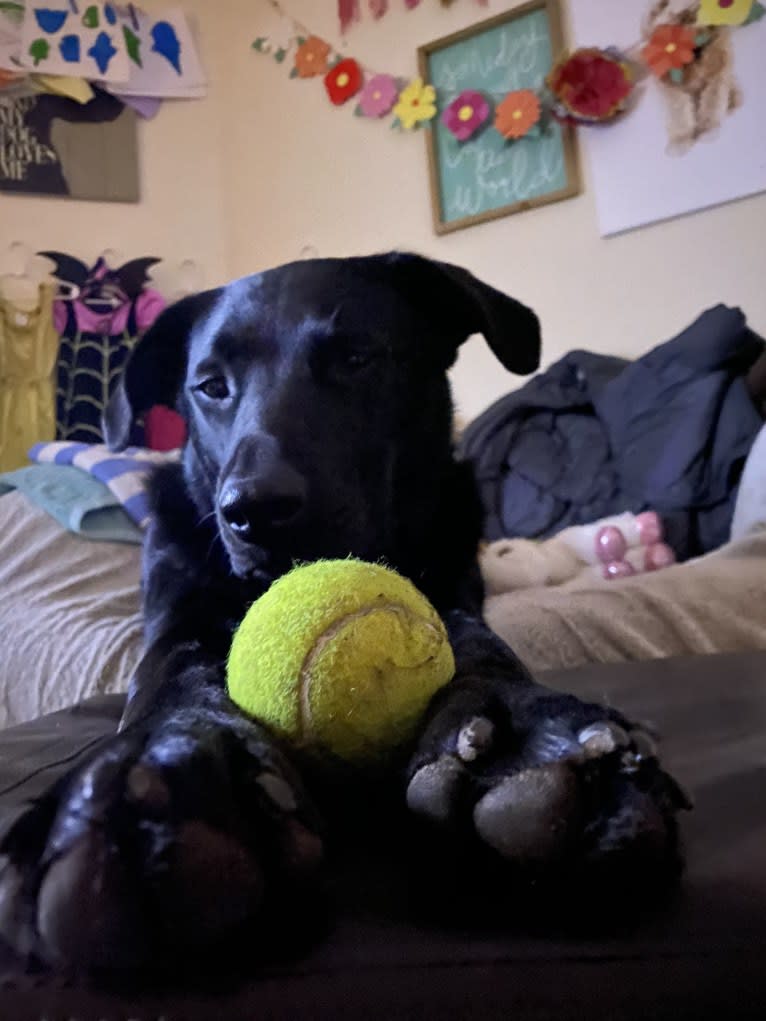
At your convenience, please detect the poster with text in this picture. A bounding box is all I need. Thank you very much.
[0,88,138,200]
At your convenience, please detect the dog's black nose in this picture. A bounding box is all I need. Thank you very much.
[219,470,306,542]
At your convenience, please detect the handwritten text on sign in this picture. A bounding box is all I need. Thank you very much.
[428,9,567,223]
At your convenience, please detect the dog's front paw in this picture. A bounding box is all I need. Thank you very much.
[406,679,691,891]
[0,713,323,971]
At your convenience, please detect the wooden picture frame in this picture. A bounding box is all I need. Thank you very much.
[418,0,581,235]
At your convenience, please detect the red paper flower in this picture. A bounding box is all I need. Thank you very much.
[324,58,363,105]
[547,48,634,123]
[641,24,697,78]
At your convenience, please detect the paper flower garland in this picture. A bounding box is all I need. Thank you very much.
[698,0,755,24]
[442,89,489,140]
[293,36,331,77]
[358,73,399,117]
[547,49,634,123]
[494,90,541,139]
[255,0,765,141]
[325,57,363,103]
[641,24,697,79]
[394,77,437,130]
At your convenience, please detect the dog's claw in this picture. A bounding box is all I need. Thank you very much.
[256,772,298,812]
[631,729,659,761]
[577,721,630,758]
[456,717,495,763]
[126,763,170,814]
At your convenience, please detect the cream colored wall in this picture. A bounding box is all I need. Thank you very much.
[2,0,765,422]
[232,0,766,422]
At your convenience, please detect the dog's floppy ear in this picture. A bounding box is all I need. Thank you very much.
[104,289,220,451]
[385,252,541,375]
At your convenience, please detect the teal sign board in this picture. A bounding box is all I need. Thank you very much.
[419,1,580,234]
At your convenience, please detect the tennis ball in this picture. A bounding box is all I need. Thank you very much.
[226,559,455,764]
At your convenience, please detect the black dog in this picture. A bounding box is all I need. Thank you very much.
[0,253,688,970]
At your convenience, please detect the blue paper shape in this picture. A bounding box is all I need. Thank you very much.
[87,30,117,73]
[34,8,69,33]
[59,32,80,62]
[104,3,116,24]
[151,20,181,73]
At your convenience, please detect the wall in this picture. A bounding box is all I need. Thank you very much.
[226,0,766,421]
[2,0,765,422]
[0,0,230,291]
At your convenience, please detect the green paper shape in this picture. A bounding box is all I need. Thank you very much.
[296,35,305,46]
[695,31,711,46]
[274,47,286,63]
[123,24,142,66]
[289,66,298,78]
[744,1,766,23]
[390,117,400,130]
[82,4,99,28]
[669,67,684,84]
[354,104,364,116]
[0,0,24,18]
[252,36,267,52]
[29,37,50,66]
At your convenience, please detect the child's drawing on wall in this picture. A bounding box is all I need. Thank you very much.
[643,0,742,154]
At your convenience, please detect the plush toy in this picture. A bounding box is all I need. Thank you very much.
[481,511,676,595]
[227,559,455,765]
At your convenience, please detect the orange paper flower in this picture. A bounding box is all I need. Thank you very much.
[494,89,541,139]
[641,24,697,78]
[294,36,331,78]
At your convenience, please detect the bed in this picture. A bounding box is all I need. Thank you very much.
[2,480,766,730]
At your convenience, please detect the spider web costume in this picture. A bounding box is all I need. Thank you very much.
[44,254,165,444]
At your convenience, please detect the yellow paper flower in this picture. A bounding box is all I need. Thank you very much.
[394,78,437,130]
[697,0,754,25]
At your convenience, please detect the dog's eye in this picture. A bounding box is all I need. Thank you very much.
[344,350,373,371]
[195,377,230,401]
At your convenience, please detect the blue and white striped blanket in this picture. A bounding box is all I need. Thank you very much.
[29,442,180,528]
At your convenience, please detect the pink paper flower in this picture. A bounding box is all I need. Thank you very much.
[358,73,399,117]
[441,89,490,141]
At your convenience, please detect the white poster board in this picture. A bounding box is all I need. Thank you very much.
[569,0,766,236]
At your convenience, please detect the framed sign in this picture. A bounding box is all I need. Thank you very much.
[418,0,580,235]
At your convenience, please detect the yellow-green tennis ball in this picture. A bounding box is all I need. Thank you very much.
[226,559,455,764]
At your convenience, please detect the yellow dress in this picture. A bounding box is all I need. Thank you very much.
[0,284,58,472]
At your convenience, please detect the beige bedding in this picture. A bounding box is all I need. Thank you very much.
[0,492,142,728]
[485,532,766,672]
[1,489,765,729]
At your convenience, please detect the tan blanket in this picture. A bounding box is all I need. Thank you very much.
[485,532,766,673]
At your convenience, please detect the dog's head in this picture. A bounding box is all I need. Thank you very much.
[105,253,540,577]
